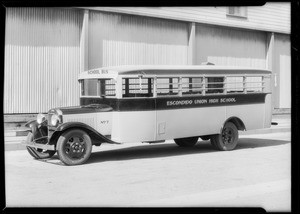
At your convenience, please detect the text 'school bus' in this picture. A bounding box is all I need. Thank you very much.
[23,65,273,165]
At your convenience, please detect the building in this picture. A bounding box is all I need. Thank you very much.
[4,4,291,114]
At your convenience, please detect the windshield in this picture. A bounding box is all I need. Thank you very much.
[80,79,116,97]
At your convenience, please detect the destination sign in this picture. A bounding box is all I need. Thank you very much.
[87,69,108,75]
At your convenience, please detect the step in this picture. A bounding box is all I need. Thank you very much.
[240,127,291,135]
[4,114,37,131]
[5,136,27,143]
[4,114,37,123]
[4,122,28,130]
[5,130,16,137]
[5,130,29,137]
[273,108,291,115]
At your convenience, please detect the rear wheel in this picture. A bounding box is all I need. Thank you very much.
[174,137,198,147]
[210,122,238,151]
[56,129,92,166]
[26,132,56,159]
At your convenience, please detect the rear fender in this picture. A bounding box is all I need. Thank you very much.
[222,117,246,132]
[50,122,120,145]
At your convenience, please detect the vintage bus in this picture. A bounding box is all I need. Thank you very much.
[24,65,273,165]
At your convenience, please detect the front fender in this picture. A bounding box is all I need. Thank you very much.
[24,120,48,140]
[25,119,38,128]
[53,122,120,144]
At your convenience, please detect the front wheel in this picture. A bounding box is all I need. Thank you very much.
[210,122,238,151]
[26,132,56,159]
[174,137,198,147]
[56,129,92,166]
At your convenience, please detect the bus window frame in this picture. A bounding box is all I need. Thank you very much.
[156,77,180,97]
[79,78,117,98]
[122,76,154,98]
[79,73,270,99]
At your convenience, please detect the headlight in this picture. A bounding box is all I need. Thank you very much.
[48,108,63,127]
[37,113,46,124]
[50,114,61,126]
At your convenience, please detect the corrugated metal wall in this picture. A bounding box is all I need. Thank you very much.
[89,11,188,69]
[195,24,267,69]
[274,34,291,108]
[85,3,291,34]
[5,7,289,114]
[4,8,82,113]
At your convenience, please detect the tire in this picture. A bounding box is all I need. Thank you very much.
[210,122,238,151]
[56,129,92,166]
[26,132,56,159]
[174,137,198,147]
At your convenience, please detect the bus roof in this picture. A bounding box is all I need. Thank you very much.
[79,65,271,79]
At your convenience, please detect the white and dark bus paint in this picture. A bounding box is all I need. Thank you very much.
[24,65,273,165]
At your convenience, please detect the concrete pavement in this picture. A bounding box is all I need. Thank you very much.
[5,131,291,211]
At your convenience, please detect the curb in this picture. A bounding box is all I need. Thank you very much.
[240,127,291,135]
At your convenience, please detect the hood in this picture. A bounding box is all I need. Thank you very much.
[48,104,113,115]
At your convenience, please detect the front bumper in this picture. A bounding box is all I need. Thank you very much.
[22,137,55,151]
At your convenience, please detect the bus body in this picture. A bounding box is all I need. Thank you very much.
[24,65,273,165]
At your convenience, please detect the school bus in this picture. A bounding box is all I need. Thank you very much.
[23,65,273,165]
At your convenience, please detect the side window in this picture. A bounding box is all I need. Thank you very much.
[122,78,153,97]
[226,77,244,93]
[226,76,264,93]
[157,78,179,96]
[182,77,203,95]
[80,79,116,97]
[102,79,116,97]
[227,7,247,18]
[206,77,224,94]
[82,79,98,96]
[246,76,263,92]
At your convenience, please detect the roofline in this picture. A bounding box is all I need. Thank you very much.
[91,65,271,72]
[78,65,271,79]
[76,7,290,35]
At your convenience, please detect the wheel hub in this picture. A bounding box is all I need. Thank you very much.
[65,136,86,159]
[222,128,233,145]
